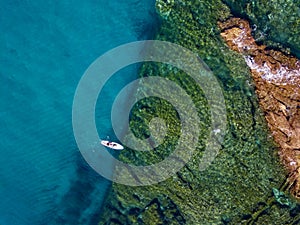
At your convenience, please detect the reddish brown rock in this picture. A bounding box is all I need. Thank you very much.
[219,18,300,198]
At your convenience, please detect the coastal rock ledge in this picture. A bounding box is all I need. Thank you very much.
[219,17,300,199]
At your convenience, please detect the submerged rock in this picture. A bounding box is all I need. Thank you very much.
[98,1,300,224]
[222,0,300,58]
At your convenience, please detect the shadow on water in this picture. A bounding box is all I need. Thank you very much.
[53,153,111,225]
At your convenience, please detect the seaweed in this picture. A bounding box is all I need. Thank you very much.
[98,0,299,224]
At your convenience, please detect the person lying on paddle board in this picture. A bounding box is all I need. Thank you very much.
[100,140,124,150]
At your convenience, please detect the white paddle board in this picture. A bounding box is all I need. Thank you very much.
[100,140,124,150]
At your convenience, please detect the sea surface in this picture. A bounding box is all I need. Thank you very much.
[0,0,158,224]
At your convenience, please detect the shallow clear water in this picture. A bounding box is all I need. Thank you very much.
[0,0,157,224]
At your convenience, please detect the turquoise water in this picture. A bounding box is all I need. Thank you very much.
[0,0,157,224]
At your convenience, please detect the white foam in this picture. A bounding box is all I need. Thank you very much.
[244,55,300,87]
[229,27,300,87]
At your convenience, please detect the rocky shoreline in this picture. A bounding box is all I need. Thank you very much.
[219,18,300,199]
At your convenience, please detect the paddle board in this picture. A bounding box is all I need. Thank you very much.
[100,140,124,150]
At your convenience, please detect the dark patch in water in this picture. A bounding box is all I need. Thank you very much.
[53,153,111,225]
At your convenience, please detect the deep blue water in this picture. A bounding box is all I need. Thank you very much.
[0,1,157,224]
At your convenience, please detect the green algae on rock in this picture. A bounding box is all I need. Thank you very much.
[98,1,300,224]
[219,17,300,200]
[222,0,300,58]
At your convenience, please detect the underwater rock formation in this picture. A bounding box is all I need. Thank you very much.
[219,17,300,199]
[222,0,300,58]
[98,1,300,224]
